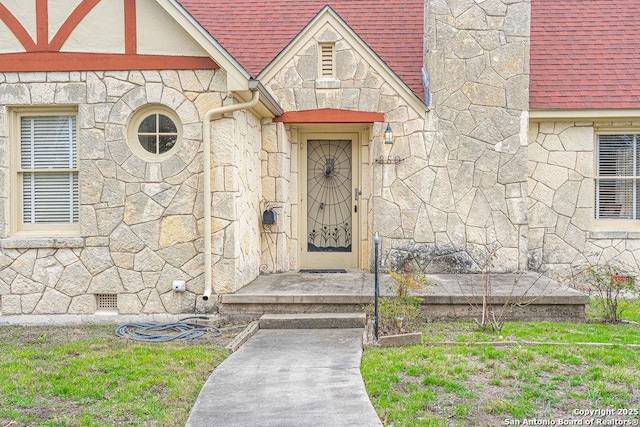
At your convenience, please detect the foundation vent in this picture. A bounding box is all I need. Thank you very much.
[319,43,335,78]
[96,294,118,312]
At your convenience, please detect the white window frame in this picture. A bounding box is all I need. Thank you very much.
[127,104,182,162]
[594,131,640,231]
[10,108,79,236]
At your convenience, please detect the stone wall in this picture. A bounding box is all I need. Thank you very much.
[0,70,229,314]
[266,21,435,271]
[528,120,640,282]
[260,121,292,273]
[423,0,530,272]
[210,109,264,292]
[264,0,531,274]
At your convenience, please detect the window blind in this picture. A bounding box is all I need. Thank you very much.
[595,134,640,220]
[20,115,78,224]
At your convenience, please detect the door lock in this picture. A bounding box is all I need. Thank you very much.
[354,187,362,213]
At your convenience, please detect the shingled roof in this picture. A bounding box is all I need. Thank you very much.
[176,0,425,95]
[530,0,640,110]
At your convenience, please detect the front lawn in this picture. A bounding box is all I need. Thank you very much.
[0,324,233,426]
[362,302,640,426]
[3,302,639,426]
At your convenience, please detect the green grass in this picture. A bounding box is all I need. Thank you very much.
[420,300,640,345]
[0,325,231,426]
[587,294,640,323]
[362,301,640,426]
[421,319,640,345]
[3,302,640,426]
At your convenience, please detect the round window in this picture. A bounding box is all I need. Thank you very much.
[128,106,182,160]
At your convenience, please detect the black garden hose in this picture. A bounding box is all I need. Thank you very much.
[115,316,222,342]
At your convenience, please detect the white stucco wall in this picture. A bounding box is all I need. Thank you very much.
[135,0,209,57]
[48,0,83,38]
[0,0,209,57]
[61,0,126,54]
[0,1,36,50]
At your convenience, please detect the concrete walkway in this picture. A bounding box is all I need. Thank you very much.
[186,328,382,427]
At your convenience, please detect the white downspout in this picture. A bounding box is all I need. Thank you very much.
[202,89,260,301]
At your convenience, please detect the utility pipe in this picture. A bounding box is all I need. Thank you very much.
[201,88,260,301]
[374,231,380,342]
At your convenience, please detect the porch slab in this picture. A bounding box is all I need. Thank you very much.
[218,272,589,322]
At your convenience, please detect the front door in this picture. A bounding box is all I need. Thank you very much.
[300,133,359,269]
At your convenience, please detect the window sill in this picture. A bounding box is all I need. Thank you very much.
[589,231,640,239]
[1,236,84,249]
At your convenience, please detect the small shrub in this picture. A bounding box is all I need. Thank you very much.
[389,270,428,298]
[376,295,424,335]
[371,268,429,335]
[580,264,638,323]
[457,250,546,332]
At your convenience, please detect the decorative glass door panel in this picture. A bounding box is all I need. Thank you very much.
[307,140,352,252]
[300,135,359,269]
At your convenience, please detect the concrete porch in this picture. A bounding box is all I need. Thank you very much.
[218,272,590,322]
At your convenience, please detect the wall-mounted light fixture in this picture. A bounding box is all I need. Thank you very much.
[384,123,394,145]
[376,123,406,164]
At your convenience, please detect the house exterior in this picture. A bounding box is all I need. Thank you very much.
[0,0,636,316]
[527,0,640,279]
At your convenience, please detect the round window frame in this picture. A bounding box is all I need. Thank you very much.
[127,105,183,162]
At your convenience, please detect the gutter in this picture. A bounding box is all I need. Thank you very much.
[201,87,260,301]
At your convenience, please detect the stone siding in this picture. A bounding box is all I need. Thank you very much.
[422,0,530,272]
[210,110,264,292]
[0,70,230,314]
[259,121,292,273]
[264,0,531,274]
[266,22,425,271]
[528,120,640,282]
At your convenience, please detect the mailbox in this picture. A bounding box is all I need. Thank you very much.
[262,208,277,225]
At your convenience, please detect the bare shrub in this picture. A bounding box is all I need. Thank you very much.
[572,262,638,323]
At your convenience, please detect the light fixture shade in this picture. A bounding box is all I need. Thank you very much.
[384,123,393,144]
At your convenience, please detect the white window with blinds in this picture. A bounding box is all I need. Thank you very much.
[595,134,640,220]
[16,113,79,232]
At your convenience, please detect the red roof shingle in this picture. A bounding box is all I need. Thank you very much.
[531,0,640,110]
[176,0,425,95]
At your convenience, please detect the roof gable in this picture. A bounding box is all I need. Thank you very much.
[530,0,640,110]
[176,0,425,95]
[257,6,427,114]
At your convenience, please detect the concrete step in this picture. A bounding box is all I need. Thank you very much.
[259,313,367,329]
[219,301,368,316]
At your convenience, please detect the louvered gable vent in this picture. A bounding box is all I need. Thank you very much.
[319,43,335,78]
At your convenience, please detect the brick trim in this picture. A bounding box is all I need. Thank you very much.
[274,109,384,123]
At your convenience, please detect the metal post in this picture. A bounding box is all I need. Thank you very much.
[374,232,380,342]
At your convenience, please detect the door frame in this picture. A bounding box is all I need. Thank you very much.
[298,126,365,270]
